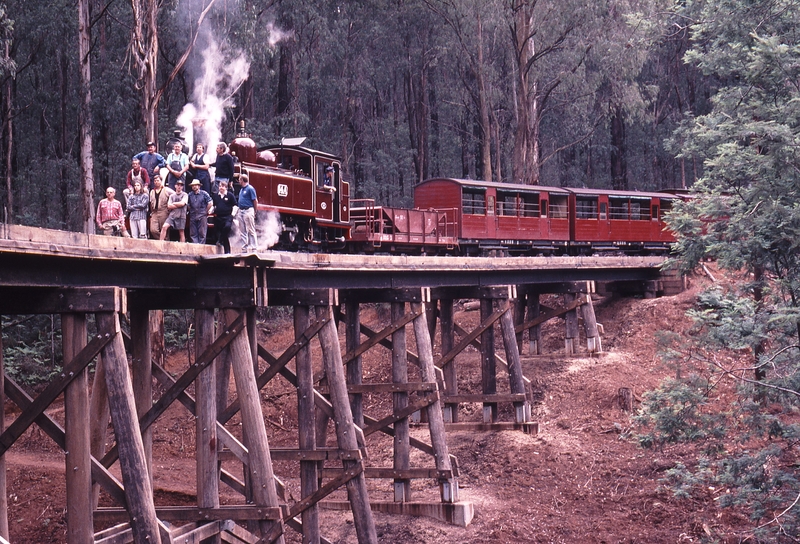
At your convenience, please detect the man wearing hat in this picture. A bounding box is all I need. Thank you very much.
[133,141,166,178]
[160,177,189,242]
[187,178,213,244]
[323,165,336,191]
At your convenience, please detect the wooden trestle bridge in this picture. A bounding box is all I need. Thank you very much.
[0,223,682,543]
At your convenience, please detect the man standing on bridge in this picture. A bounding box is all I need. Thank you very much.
[237,174,258,252]
[133,141,166,178]
[96,187,130,237]
[187,179,213,244]
[160,178,188,243]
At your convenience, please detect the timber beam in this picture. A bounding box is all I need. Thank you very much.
[0,286,126,314]
[339,287,431,304]
[517,281,596,295]
[431,285,514,300]
[267,288,338,307]
[127,287,259,310]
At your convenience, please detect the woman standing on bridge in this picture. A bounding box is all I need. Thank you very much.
[126,181,149,239]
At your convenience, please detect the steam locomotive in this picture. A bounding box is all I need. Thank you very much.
[228,133,679,256]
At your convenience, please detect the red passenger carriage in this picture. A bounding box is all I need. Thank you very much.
[568,188,678,253]
[414,178,572,255]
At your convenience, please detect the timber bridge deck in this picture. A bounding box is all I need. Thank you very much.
[0,224,681,543]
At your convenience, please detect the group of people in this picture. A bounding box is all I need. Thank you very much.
[95,140,259,253]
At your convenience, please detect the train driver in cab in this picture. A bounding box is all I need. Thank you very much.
[323,165,336,191]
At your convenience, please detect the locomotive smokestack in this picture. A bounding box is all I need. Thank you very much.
[236,119,250,138]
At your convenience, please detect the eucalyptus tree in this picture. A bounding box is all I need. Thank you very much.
[0,3,12,219]
[422,0,504,182]
[78,0,95,233]
[507,0,594,185]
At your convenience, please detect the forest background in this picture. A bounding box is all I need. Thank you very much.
[4,0,800,540]
[0,0,708,233]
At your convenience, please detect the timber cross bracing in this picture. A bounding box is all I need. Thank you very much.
[0,224,682,542]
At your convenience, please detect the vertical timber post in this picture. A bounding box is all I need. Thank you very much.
[63,313,93,544]
[97,312,161,544]
[581,294,602,354]
[391,301,411,502]
[130,309,153,481]
[411,302,458,503]
[498,300,532,423]
[195,309,220,543]
[314,305,378,544]
[294,305,320,544]
[564,293,579,355]
[480,298,497,423]
[345,300,363,428]
[526,292,541,355]
[439,299,457,423]
[0,319,6,541]
[513,289,526,355]
[223,309,285,543]
[89,348,110,509]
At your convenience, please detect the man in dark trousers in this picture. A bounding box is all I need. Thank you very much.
[212,179,237,253]
[187,179,213,244]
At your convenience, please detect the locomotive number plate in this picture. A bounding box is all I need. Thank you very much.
[277,184,289,197]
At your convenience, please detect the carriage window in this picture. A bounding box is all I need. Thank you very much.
[550,195,568,218]
[497,192,518,216]
[599,203,607,220]
[630,200,650,220]
[541,200,548,217]
[519,193,540,217]
[608,198,628,220]
[652,205,659,220]
[660,199,673,219]
[462,190,486,215]
[576,197,598,219]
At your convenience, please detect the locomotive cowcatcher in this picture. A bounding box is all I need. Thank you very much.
[229,134,350,249]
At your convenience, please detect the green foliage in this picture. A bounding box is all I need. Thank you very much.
[661,2,800,526]
[659,459,713,499]
[163,310,194,351]
[1,315,63,388]
[634,375,727,449]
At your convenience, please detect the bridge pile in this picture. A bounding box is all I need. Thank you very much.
[0,224,679,543]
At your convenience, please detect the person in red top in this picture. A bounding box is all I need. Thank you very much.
[124,158,151,197]
[96,187,130,237]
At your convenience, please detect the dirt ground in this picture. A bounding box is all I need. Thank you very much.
[3,265,757,543]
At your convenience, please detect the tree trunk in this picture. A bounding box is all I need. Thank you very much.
[610,103,627,190]
[475,14,492,182]
[512,4,540,185]
[131,0,160,144]
[78,0,95,234]
[3,43,13,219]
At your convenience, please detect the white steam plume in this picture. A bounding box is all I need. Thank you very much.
[229,210,283,252]
[256,210,282,250]
[176,30,250,158]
